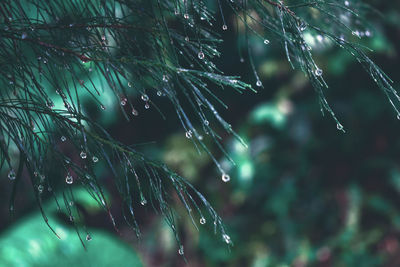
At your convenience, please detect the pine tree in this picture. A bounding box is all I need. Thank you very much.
[0,0,396,252]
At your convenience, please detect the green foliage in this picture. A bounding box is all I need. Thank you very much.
[0,189,142,267]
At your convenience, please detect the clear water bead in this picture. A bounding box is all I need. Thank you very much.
[86,234,92,241]
[256,80,262,87]
[178,246,184,255]
[185,130,193,139]
[140,198,147,206]
[162,75,169,82]
[21,32,27,39]
[141,94,149,101]
[315,68,323,76]
[337,123,344,131]
[200,217,206,224]
[144,103,150,109]
[183,13,189,19]
[397,114,400,120]
[80,151,87,159]
[66,175,73,184]
[92,156,99,163]
[38,185,44,193]
[157,91,162,96]
[263,39,270,45]
[8,170,16,180]
[223,234,231,244]
[222,24,227,30]
[198,51,205,60]
[132,108,139,116]
[222,173,230,182]
[61,136,66,142]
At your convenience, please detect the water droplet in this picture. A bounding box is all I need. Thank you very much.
[140,198,147,206]
[128,82,132,87]
[204,120,209,126]
[120,97,127,106]
[240,58,244,63]
[200,217,206,224]
[141,94,149,101]
[221,173,230,182]
[178,245,184,255]
[397,114,400,120]
[61,136,66,142]
[222,234,231,244]
[8,170,16,180]
[263,39,270,45]
[144,103,150,109]
[80,151,87,159]
[92,156,98,163]
[185,130,193,139]
[183,13,189,19]
[100,104,106,110]
[198,51,205,60]
[132,108,139,116]
[185,36,189,42]
[157,90,162,96]
[86,234,92,241]
[315,68,323,76]
[337,123,344,131]
[38,185,44,193]
[256,80,262,87]
[21,32,27,39]
[66,175,73,184]
[344,0,350,6]
[162,75,169,82]
[222,24,227,30]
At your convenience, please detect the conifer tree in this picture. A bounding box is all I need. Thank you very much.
[0,0,396,252]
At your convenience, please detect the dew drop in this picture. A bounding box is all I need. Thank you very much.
[263,39,270,45]
[140,198,147,206]
[92,156,98,163]
[183,13,189,19]
[221,173,230,182]
[204,120,209,126]
[222,234,231,244]
[200,217,206,224]
[128,82,132,87]
[100,104,106,110]
[185,130,193,139]
[157,90,162,96]
[8,170,16,180]
[337,123,344,131]
[21,32,27,39]
[256,80,262,87]
[66,174,73,184]
[132,108,139,116]
[315,68,323,76]
[80,151,87,159]
[397,114,400,120]
[198,51,205,60]
[144,103,150,109]
[162,75,169,82]
[120,97,127,106]
[86,234,92,241]
[141,94,149,102]
[178,245,184,255]
[222,24,227,30]
[38,185,44,193]
[61,136,66,142]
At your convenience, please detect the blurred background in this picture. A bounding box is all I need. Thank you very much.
[1,1,400,266]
